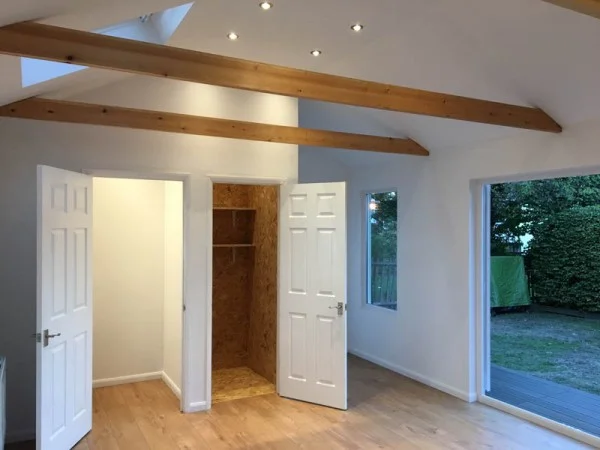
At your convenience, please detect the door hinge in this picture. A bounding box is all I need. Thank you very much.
[183,304,186,312]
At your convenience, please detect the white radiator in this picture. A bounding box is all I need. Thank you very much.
[0,356,5,449]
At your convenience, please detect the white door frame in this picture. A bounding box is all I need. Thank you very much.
[84,168,191,412]
[472,177,600,449]
[473,181,491,398]
[205,174,287,407]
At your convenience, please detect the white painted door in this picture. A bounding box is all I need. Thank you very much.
[37,166,93,450]
[279,182,347,410]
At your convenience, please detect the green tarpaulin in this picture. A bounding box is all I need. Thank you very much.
[490,256,531,308]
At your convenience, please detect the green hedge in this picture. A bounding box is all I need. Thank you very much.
[528,205,600,312]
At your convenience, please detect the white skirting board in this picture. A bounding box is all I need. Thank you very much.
[93,371,182,400]
[92,371,163,388]
[349,348,477,403]
[161,371,182,399]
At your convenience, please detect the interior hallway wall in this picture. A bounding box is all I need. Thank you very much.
[92,177,166,382]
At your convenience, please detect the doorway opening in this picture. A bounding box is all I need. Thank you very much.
[92,177,184,405]
[211,183,279,404]
[482,175,600,438]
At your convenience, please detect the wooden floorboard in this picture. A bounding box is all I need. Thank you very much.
[488,364,600,438]
[7,356,592,449]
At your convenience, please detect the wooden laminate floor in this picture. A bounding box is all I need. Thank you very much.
[8,356,591,449]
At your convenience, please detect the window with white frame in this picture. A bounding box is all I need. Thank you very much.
[366,191,398,310]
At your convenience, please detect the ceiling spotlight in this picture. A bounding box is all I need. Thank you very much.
[310,49,322,57]
[227,32,239,41]
[259,1,273,10]
[351,23,364,32]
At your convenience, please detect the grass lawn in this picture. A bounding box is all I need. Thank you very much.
[491,311,600,395]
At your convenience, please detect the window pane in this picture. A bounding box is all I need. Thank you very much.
[367,192,398,310]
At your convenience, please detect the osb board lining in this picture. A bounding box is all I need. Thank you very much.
[213,210,255,246]
[211,183,277,381]
[247,185,278,384]
[213,184,252,208]
[212,367,275,404]
[212,246,253,370]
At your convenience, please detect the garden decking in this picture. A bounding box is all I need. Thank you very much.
[488,364,600,437]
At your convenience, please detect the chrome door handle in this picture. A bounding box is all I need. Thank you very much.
[32,330,61,347]
[328,302,345,316]
[44,330,61,347]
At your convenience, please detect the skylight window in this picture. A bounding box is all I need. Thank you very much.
[20,2,194,88]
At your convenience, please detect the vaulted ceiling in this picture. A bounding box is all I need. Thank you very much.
[1,0,600,162]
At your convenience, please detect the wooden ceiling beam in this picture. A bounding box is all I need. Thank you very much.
[0,98,429,156]
[542,0,600,19]
[0,22,561,133]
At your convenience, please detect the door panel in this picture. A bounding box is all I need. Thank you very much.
[289,229,308,293]
[37,165,93,450]
[279,182,347,410]
[289,313,308,381]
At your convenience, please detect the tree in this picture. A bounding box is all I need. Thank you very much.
[369,192,397,261]
[490,183,529,255]
[491,175,600,310]
[527,206,600,312]
[490,175,600,255]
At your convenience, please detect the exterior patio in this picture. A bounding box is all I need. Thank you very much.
[488,364,600,437]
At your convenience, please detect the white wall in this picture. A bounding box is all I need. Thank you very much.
[163,181,183,395]
[93,177,183,393]
[345,154,475,400]
[0,76,297,440]
[299,101,600,403]
[298,147,349,183]
[93,178,167,382]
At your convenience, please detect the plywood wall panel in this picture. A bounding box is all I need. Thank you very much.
[213,210,255,246]
[212,183,255,370]
[212,247,254,370]
[211,182,277,383]
[247,185,279,383]
[213,183,251,208]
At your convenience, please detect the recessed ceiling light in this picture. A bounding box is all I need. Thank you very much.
[259,1,273,10]
[227,32,239,41]
[310,49,322,57]
[351,23,364,32]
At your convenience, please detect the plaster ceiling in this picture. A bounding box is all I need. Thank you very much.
[1,0,600,164]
